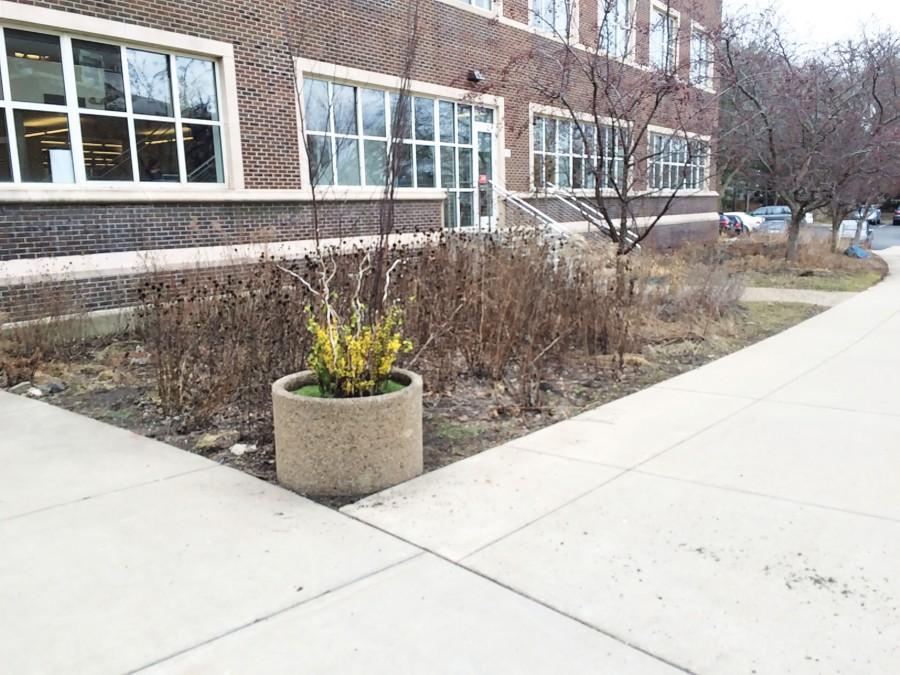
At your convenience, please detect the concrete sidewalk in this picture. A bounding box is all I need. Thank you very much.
[3,250,900,673]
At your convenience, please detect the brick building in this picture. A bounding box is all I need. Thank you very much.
[0,0,721,319]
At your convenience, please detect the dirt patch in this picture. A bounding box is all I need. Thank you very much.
[16,301,821,508]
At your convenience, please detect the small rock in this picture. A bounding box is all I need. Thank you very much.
[8,381,32,395]
[229,442,257,456]
[195,430,241,452]
[26,387,44,398]
[35,375,66,394]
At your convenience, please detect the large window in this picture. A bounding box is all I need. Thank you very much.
[599,0,633,60]
[648,133,708,190]
[531,0,575,38]
[0,26,224,184]
[302,78,487,229]
[533,114,626,190]
[690,28,713,89]
[649,6,678,72]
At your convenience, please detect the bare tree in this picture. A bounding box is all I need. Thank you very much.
[517,0,720,256]
[721,13,900,260]
[287,0,424,319]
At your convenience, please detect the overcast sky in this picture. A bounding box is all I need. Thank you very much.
[723,0,899,47]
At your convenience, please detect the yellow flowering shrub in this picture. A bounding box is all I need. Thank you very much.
[307,304,413,397]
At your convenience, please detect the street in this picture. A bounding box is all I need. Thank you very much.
[871,224,900,250]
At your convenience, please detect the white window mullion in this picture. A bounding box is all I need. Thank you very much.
[384,91,392,186]
[3,106,21,182]
[120,45,139,183]
[169,53,187,183]
[59,35,85,183]
[0,29,10,102]
[327,82,337,185]
[211,59,228,184]
[0,29,22,183]
[355,85,365,186]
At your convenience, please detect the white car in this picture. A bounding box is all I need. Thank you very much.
[725,211,765,232]
[839,218,871,240]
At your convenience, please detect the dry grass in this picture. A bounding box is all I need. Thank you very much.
[715,234,887,291]
[122,231,746,442]
[0,290,94,386]
[7,229,877,448]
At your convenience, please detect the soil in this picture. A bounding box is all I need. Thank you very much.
[9,301,822,509]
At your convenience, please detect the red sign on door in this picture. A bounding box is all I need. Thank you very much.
[478,174,488,185]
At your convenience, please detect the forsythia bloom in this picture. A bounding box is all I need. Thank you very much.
[307,304,413,397]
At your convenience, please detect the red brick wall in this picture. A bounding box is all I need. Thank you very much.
[0,201,441,261]
[8,0,721,193]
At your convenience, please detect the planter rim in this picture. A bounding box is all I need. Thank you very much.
[272,368,422,407]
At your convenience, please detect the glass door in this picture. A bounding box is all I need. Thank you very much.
[439,103,495,231]
[474,107,496,231]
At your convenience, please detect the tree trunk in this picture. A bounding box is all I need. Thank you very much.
[786,212,803,261]
[852,218,867,247]
[830,214,842,253]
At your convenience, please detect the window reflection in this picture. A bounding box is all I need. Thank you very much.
[72,39,126,112]
[303,79,330,133]
[128,48,174,116]
[177,56,218,120]
[5,29,66,105]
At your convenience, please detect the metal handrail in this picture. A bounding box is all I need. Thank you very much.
[545,183,641,250]
[488,179,569,239]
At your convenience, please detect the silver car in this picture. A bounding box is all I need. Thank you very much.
[750,205,791,233]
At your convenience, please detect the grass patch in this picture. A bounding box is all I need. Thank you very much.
[293,379,406,398]
[746,269,883,292]
[433,420,486,442]
[729,301,823,341]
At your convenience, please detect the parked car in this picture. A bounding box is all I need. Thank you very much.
[839,218,871,239]
[892,206,900,225]
[759,219,787,234]
[719,213,744,236]
[851,206,881,225]
[750,205,792,226]
[719,213,731,235]
[725,211,764,232]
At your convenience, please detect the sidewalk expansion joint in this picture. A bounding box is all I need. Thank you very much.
[0,465,218,524]
[630,469,900,524]
[128,551,427,673]
[339,509,697,675]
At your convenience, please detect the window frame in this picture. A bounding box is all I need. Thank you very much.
[302,81,454,192]
[0,1,242,196]
[530,0,578,40]
[649,2,680,73]
[689,22,714,91]
[295,59,507,213]
[598,0,635,62]
[530,106,630,194]
[646,129,710,192]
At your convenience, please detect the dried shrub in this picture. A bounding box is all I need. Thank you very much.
[136,260,313,435]
[0,287,91,385]
[136,230,744,440]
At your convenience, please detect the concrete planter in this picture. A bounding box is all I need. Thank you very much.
[271,369,423,496]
